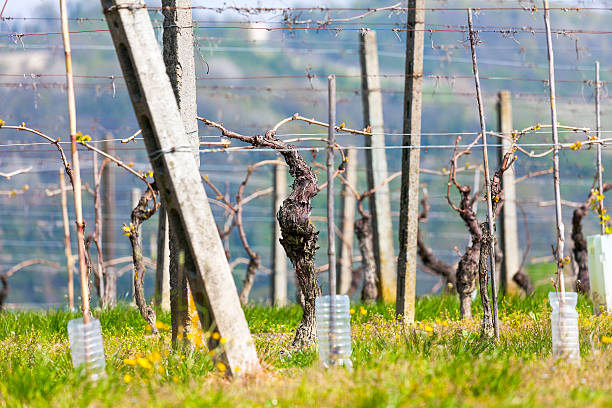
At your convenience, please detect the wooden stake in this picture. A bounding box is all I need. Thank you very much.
[60,168,74,311]
[101,0,260,375]
[467,8,499,339]
[60,0,89,323]
[337,148,357,295]
[359,31,396,302]
[397,0,425,323]
[328,75,337,297]
[543,0,566,296]
[272,162,288,306]
[497,91,521,295]
[595,61,605,235]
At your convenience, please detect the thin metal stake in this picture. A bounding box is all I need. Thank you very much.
[467,8,499,339]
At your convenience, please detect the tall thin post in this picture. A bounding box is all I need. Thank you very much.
[327,74,337,362]
[595,61,605,235]
[102,0,261,375]
[543,0,566,296]
[60,168,74,311]
[497,91,520,295]
[131,187,140,300]
[337,148,357,295]
[328,75,337,297]
[467,8,499,339]
[92,153,105,303]
[60,0,89,323]
[102,138,116,305]
[272,162,288,306]
[397,0,425,323]
[359,30,396,303]
[162,0,202,347]
[155,206,171,311]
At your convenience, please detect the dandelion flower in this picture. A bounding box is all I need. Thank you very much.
[123,358,136,366]
[123,374,132,383]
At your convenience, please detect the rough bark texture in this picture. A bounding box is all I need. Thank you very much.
[478,222,494,338]
[455,193,481,321]
[571,183,611,293]
[128,186,159,335]
[277,147,321,346]
[355,216,377,302]
[571,202,590,293]
[199,118,323,347]
[0,276,8,311]
[417,194,456,290]
[449,142,513,321]
[513,271,535,295]
[239,254,260,306]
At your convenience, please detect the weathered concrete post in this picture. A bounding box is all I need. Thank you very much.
[161,0,202,347]
[101,0,261,375]
[497,90,520,295]
[131,187,140,300]
[397,0,425,323]
[272,162,288,306]
[60,168,74,310]
[337,148,357,295]
[359,31,396,303]
[155,206,171,311]
[102,138,117,306]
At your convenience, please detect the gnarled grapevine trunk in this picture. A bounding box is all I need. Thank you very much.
[355,216,377,302]
[417,195,456,291]
[198,117,326,347]
[478,223,494,338]
[128,186,159,335]
[277,149,321,347]
[239,254,260,306]
[571,183,611,293]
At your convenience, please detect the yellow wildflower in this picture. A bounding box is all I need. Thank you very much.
[123,358,136,366]
[359,307,367,316]
[123,374,132,383]
[148,351,162,363]
[349,308,355,315]
[212,332,221,340]
[136,357,153,370]
[220,337,227,345]
[424,325,434,333]
[216,361,226,372]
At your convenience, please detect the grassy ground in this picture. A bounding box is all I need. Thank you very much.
[0,265,611,407]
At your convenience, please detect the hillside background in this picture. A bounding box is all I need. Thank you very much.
[0,0,609,305]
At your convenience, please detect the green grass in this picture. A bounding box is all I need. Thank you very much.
[0,267,611,407]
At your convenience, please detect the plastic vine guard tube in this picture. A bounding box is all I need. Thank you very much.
[587,234,612,314]
[67,317,106,380]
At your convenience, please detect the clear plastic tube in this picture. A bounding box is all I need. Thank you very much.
[315,295,352,368]
[548,292,580,362]
[67,317,106,380]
